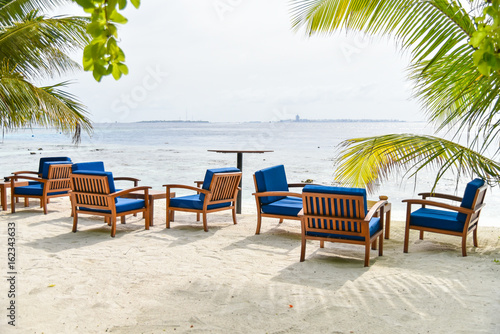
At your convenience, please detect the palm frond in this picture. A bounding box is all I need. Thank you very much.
[334,134,500,193]
[0,61,92,143]
[0,12,89,80]
[290,0,475,64]
[0,0,71,24]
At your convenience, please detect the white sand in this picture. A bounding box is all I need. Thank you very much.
[1,197,500,333]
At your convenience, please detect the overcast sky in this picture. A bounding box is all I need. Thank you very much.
[51,1,425,123]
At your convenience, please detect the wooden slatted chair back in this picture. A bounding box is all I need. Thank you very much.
[302,192,370,238]
[46,164,72,193]
[208,172,242,204]
[71,174,113,211]
[469,184,487,227]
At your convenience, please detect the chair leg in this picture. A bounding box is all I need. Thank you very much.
[24,198,29,207]
[166,208,171,228]
[72,213,78,233]
[121,216,126,224]
[473,228,478,247]
[144,209,150,230]
[404,227,410,253]
[379,233,383,256]
[385,210,391,239]
[320,240,324,248]
[196,213,200,221]
[371,240,377,250]
[202,213,208,232]
[255,213,262,235]
[419,231,424,240]
[43,200,48,215]
[11,194,15,213]
[232,208,237,225]
[462,236,468,257]
[300,235,306,262]
[111,216,117,237]
[279,218,283,224]
[364,243,371,267]
[404,208,411,253]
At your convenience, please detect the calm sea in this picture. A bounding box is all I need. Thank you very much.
[1,121,498,226]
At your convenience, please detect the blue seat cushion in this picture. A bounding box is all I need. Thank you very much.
[72,161,105,172]
[302,185,368,215]
[261,196,302,216]
[306,217,381,241]
[41,161,72,179]
[169,194,231,211]
[200,167,240,201]
[458,178,485,223]
[254,165,289,205]
[80,198,145,214]
[14,183,67,196]
[410,208,464,232]
[38,157,71,174]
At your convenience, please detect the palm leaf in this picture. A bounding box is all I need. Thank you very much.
[334,134,500,192]
[0,61,92,143]
[0,11,89,80]
[0,0,71,24]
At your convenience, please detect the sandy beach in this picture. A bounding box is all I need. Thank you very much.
[1,196,499,334]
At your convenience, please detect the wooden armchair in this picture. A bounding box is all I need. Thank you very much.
[72,161,140,186]
[164,167,241,232]
[11,156,71,178]
[403,178,487,256]
[70,171,150,237]
[300,185,387,267]
[252,165,306,234]
[10,162,72,214]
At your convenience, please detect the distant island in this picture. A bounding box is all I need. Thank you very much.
[137,120,209,123]
[278,115,405,123]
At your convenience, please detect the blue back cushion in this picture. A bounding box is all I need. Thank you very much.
[201,167,240,201]
[41,161,71,179]
[72,170,116,194]
[458,178,485,223]
[72,162,105,172]
[303,185,368,216]
[254,165,289,204]
[38,157,71,174]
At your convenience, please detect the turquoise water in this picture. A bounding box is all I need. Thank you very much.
[1,121,498,226]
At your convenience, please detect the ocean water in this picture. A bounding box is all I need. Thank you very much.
[1,121,499,227]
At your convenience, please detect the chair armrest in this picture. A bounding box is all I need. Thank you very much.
[402,199,472,214]
[111,186,152,198]
[12,171,39,176]
[163,184,211,195]
[9,175,46,183]
[114,177,141,187]
[418,192,463,202]
[252,191,302,198]
[365,200,388,221]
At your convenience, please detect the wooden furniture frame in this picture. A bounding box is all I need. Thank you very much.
[367,197,392,239]
[403,185,487,256]
[300,191,387,267]
[207,150,273,213]
[253,175,308,234]
[164,172,242,232]
[10,164,72,214]
[70,173,151,237]
[121,190,176,225]
[0,180,28,211]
